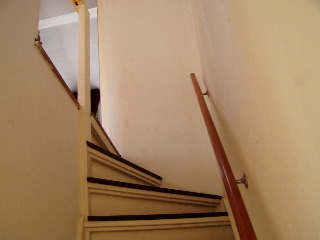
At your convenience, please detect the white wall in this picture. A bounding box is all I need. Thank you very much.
[98,0,224,194]
[0,1,80,239]
[192,0,320,239]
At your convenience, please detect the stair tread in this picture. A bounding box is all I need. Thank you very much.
[88,177,222,200]
[88,212,228,221]
[87,141,162,181]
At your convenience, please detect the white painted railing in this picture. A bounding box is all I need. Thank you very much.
[71,0,92,230]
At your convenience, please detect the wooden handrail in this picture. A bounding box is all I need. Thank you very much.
[35,35,80,109]
[190,73,257,240]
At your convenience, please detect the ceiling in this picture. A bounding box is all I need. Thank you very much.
[39,0,99,92]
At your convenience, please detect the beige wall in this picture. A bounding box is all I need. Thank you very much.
[0,1,80,239]
[98,0,224,194]
[192,0,320,239]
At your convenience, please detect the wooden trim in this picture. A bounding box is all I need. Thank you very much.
[88,212,228,222]
[88,146,162,186]
[91,113,121,156]
[190,73,257,240]
[88,177,222,200]
[88,182,220,207]
[35,36,80,109]
[87,142,162,181]
[84,215,231,232]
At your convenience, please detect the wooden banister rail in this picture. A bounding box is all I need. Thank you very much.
[190,73,257,240]
[35,35,80,109]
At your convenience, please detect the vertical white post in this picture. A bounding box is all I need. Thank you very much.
[78,3,91,116]
[78,2,91,221]
[96,0,109,131]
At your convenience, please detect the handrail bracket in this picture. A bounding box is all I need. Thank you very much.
[190,73,257,239]
[236,174,248,188]
[202,90,209,97]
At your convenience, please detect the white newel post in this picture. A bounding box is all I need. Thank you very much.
[77,2,91,221]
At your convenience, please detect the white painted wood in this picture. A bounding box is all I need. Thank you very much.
[89,226,235,240]
[78,2,90,114]
[223,196,240,240]
[85,230,91,240]
[90,160,153,186]
[90,135,102,148]
[78,1,91,220]
[88,182,220,206]
[88,146,162,186]
[85,216,230,229]
[84,217,234,240]
[88,182,220,215]
[76,215,85,240]
[91,115,119,155]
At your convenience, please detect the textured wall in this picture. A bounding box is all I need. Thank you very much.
[98,0,224,194]
[192,0,320,239]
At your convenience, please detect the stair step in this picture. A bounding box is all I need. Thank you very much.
[84,213,234,240]
[87,142,162,186]
[88,177,222,216]
[88,177,221,199]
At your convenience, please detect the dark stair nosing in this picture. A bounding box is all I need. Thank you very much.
[88,212,228,222]
[87,141,162,181]
[88,177,222,200]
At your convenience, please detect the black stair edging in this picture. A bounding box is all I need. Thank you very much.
[88,177,222,200]
[88,212,228,222]
[87,141,162,181]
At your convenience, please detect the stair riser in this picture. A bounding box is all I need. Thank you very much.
[85,218,234,240]
[88,147,161,186]
[90,161,151,186]
[88,227,234,240]
[88,183,220,216]
[89,193,217,216]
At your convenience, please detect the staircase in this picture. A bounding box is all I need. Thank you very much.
[81,115,236,240]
